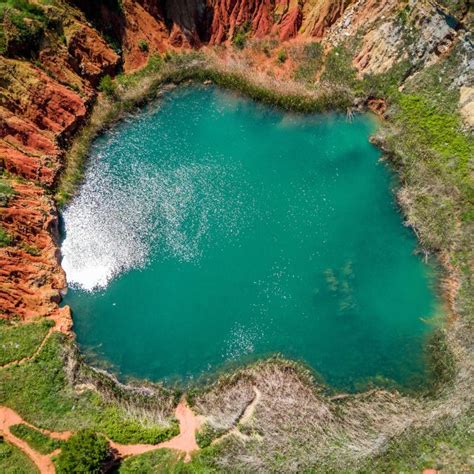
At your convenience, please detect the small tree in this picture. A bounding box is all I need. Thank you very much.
[55,430,110,474]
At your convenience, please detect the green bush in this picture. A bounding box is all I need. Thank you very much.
[0,180,16,207]
[55,430,109,474]
[196,423,225,448]
[233,21,251,50]
[0,226,12,247]
[277,49,287,64]
[138,39,149,52]
[98,75,116,98]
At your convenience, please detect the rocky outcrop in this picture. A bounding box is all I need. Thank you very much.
[0,181,66,319]
[347,0,461,75]
[459,86,474,129]
[65,22,121,84]
[0,58,87,186]
[120,0,170,71]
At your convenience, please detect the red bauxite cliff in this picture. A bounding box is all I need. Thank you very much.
[0,8,120,319]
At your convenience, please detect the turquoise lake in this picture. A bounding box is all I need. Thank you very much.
[61,86,438,390]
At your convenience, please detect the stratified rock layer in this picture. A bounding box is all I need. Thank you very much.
[0,181,65,318]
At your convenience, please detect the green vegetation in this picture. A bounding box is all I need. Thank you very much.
[116,54,163,89]
[196,423,225,449]
[0,179,16,207]
[138,39,149,52]
[119,445,222,473]
[0,333,178,443]
[55,430,109,474]
[321,45,357,87]
[362,414,474,472]
[277,48,287,63]
[293,42,324,84]
[0,437,38,473]
[395,94,472,177]
[10,424,62,454]
[0,225,12,247]
[21,242,41,256]
[0,319,53,365]
[232,22,251,50]
[98,74,117,98]
[0,0,52,56]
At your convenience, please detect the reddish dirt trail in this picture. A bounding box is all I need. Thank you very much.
[110,400,202,462]
[0,407,56,474]
[0,400,202,472]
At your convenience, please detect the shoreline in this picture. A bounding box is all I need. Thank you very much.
[58,61,450,397]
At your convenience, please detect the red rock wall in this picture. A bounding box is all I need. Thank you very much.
[0,9,119,320]
[0,182,66,319]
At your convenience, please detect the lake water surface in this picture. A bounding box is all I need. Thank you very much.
[62,86,438,390]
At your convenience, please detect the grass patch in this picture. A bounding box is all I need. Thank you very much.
[118,445,222,473]
[196,423,226,449]
[10,424,63,454]
[361,414,474,472]
[0,333,178,443]
[0,437,38,473]
[293,42,324,84]
[0,319,53,366]
[395,93,472,178]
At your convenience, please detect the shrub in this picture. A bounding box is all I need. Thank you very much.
[55,430,109,474]
[277,49,287,63]
[138,39,149,52]
[233,21,251,50]
[98,75,116,98]
[0,226,12,247]
[0,180,16,207]
[196,423,225,448]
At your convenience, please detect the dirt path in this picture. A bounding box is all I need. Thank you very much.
[212,386,262,445]
[0,406,56,474]
[0,400,203,472]
[110,400,203,462]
